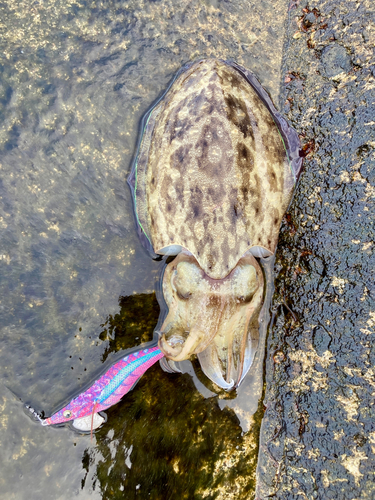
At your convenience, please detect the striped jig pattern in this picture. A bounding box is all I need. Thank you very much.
[44,346,164,426]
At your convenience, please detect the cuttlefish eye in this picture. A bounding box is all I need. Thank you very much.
[232,264,259,303]
[63,410,72,418]
[172,261,202,299]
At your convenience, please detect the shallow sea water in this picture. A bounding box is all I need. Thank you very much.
[0,1,292,499]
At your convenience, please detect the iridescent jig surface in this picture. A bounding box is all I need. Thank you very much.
[42,346,164,427]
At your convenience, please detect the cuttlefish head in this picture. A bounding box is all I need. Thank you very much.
[158,252,264,389]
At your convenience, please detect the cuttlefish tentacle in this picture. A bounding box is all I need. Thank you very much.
[159,294,227,361]
[198,275,262,388]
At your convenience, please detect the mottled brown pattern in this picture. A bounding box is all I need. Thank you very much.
[135,59,295,278]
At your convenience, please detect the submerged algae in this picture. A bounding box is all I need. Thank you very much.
[84,292,264,500]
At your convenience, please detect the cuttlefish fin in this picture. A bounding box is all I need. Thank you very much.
[236,332,258,386]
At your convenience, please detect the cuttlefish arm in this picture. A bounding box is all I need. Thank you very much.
[158,252,264,389]
[197,286,261,388]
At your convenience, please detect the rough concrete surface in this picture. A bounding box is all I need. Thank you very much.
[257,0,375,498]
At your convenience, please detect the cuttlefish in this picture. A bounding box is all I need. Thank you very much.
[128,59,302,390]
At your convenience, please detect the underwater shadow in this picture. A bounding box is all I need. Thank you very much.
[81,292,263,500]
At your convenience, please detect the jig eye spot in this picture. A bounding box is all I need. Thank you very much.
[63,410,72,418]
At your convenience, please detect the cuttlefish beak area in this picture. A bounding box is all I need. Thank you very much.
[158,252,264,389]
